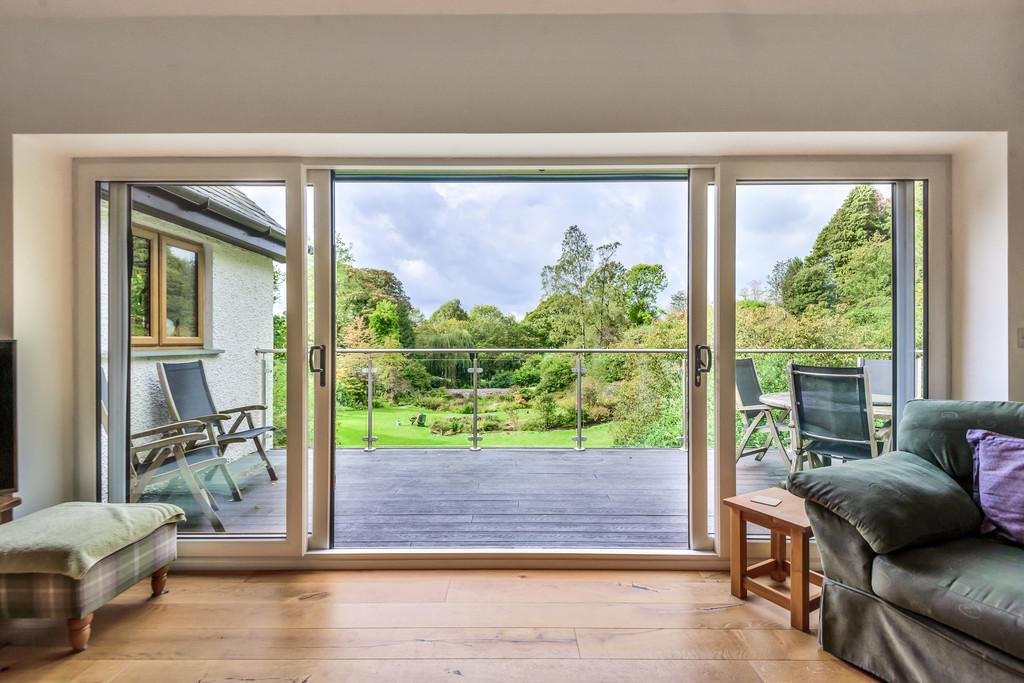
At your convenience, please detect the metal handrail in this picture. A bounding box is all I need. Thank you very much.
[251,346,921,452]
[256,347,920,355]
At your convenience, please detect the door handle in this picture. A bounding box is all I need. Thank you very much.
[694,344,713,388]
[308,344,327,388]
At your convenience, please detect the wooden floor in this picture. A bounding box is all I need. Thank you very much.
[159,448,790,546]
[0,569,872,682]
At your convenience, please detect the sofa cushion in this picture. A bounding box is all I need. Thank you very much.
[872,536,1024,660]
[967,429,1024,544]
[898,399,1024,493]
[788,451,982,555]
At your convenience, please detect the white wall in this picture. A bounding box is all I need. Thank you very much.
[11,138,74,513]
[952,136,1010,399]
[1,7,1021,509]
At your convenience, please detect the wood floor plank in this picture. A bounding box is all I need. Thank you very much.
[46,627,580,661]
[126,578,451,604]
[447,573,738,604]
[751,659,874,682]
[70,599,793,631]
[1,658,769,683]
[575,627,832,661]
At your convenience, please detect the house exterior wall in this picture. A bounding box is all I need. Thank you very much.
[99,204,277,470]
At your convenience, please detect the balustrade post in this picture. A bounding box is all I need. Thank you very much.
[362,355,378,452]
[679,356,688,451]
[573,352,586,451]
[468,352,483,451]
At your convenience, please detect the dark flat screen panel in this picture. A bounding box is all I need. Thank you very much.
[0,341,16,492]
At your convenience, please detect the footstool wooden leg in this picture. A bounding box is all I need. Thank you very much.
[68,613,93,651]
[151,565,169,597]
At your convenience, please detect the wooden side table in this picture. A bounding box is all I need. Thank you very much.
[723,487,823,632]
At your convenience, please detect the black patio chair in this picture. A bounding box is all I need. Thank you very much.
[734,358,791,468]
[157,360,278,482]
[857,357,893,395]
[858,357,894,445]
[787,362,883,470]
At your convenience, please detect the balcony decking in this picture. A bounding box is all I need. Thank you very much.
[150,447,790,547]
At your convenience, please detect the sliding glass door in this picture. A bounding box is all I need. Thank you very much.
[314,169,713,551]
[83,161,308,557]
[81,156,946,563]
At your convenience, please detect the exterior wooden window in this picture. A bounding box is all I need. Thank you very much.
[130,226,206,347]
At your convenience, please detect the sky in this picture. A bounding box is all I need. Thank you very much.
[239,180,887,319]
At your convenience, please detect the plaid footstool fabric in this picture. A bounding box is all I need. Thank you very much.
[0,522,177,619]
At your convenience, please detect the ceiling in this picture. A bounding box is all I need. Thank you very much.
[0,0,1015,18]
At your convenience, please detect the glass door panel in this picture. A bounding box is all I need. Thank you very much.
[99,181,290,536]
[732,180,925,498]
[323,171,706,550]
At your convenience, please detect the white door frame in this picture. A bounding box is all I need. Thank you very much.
[72,154,949,569]
[73,158,309,559]
[712,156,951,557]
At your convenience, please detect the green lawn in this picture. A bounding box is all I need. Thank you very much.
[335,405,615,449]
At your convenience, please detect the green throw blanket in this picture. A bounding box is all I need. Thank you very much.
[0,502,185,579]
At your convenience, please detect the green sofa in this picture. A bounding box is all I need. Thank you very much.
[788,400,1024,682]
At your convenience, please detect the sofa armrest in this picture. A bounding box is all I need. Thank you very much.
[804,500,877,592]
[788,451,982,555]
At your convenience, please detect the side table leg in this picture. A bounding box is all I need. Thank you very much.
[730,509,748,599]
[770,530,788,582]
[791,530,811,631]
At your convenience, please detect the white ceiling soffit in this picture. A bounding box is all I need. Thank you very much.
[24,132,991,159]
[0,0,1017,18]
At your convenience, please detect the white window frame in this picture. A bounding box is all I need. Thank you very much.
[72,155,950,569]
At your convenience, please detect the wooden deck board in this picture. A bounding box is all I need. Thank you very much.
[144,447,790,547]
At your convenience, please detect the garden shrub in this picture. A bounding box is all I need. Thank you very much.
[429,415,468,436]
[537,353,575,393]
[511,355,542,387]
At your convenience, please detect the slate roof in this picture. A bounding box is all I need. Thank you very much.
[183,185,284,235]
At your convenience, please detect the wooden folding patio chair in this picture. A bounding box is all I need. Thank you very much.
[157,360,279,482]
[128,419,241,532]
[735,358,792,468]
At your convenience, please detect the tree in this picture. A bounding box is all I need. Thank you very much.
[367,299,400,344]
[336,265,415,346]
[767,258,798,304]
[430,298,469,322]
[586,241,626,345]
[808,184,891,270]
[541,225,593,344]
[739,279,766,302]
[781,260,835,315]
[522,293,579,348]
[668,290,688,315]
[622,263,668,326]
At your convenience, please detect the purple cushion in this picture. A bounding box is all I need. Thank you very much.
[966,429,1024,545]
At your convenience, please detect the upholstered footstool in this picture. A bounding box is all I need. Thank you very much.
[0,502,184,650]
